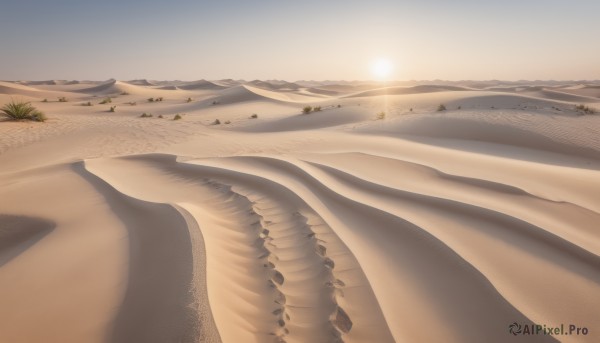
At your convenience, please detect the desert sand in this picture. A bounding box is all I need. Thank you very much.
[1,79,599,343]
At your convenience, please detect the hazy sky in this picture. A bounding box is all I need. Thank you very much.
[1,0,599,81]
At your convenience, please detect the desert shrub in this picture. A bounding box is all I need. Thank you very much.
[42,98,48,103]
[174,114,182,120]
[158,114,163,118]
[410,108,413,112]
[376,111,385,120]
[1,100,46,122]
[250,113,258,119]
[224,120,231,124]
[576,104,596,114]
[127,101,137,106]
[148,97,155,102]
[437,104,446,111]
[82,101,92,106]
[186,97,192,103]
[314,106,322,112]
[337,104,341,108]
[109,106,116,112]
[302,106,313,114]
[120,91,130,95]
[58,97,68,102]
[457,106,462,110]
[140,113,152,118]
[99,97,112,104]
[212,100,219,105]
[213,119,221,125]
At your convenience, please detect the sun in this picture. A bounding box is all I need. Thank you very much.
[370,58,393,80]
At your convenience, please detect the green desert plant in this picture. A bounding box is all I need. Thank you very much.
[302,106,313,114]
[42,98,48,103]
[140,113,153,118]
[58,97,68,102]
[314,106,322,112]
[174,114,182,120]
[437,104,447,111]
[1,100,46,122]
[376,111,386,120]
[148,97,155,102]
[82,101,92,106]
[186,97,193,103]
[213,119,221,125]
[99,97,112,104]
[157,97,164,102]
[250,113,258,119]
[120,91,130,95]
[109,106,116,112]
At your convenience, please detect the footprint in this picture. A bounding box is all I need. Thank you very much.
[316,244,327,256]
[272,270,284,285]
[333,307,353,333]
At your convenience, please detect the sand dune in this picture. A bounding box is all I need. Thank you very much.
[84,154,395,343]
[178,80,227,91]
[305,87,344,96]
[1,80,599,343]
[240,106,370,132]
[212,79,242,87]
[529,89,599,103]
[125,79,155,86]
[0,81,81,102]
[210,85,322,105]
[345,84,472,98]
[246,80,301,91]
[75,79,146,95]
[75,161,219,343]
[210,85,268,104]
[0,81,47,96]
[359,115,600,160]
[547,86,600,100]
[156,85,181,90]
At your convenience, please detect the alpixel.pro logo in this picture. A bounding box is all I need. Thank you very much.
[509,322,589,336]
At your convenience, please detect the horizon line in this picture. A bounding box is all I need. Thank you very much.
[4,78,600,83]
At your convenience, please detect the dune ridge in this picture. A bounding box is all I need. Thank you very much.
[83,154,395,343]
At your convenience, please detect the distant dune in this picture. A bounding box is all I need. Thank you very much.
[125,79,155,86]
[246,79,302,91]
[178,80,226,91]
[346,85,472,98]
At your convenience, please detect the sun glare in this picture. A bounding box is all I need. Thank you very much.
[371,58,393,80]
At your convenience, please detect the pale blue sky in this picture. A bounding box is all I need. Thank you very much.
[1,0,599,81]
